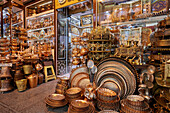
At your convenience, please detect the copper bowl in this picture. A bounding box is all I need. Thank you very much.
[72,58,81,65]
[71,100,89,111]
[80,48,89,56]
[66,87,82,98]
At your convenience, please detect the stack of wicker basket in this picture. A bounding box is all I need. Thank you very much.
[97,88,120,111]
[120,95,152,113]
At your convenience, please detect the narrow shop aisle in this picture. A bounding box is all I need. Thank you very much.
[0,80,68,113]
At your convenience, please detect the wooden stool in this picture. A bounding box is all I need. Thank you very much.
[44,61,56,82]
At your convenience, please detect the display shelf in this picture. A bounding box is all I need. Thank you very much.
[27,26,54,32]
[69,23,92,29]
[26,9,54,20]
[101,15,167,26]
[12,21,23,26]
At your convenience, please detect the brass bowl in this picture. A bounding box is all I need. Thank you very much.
[127,95,144,106]
[72,58,81,65]
[97,88,117,101]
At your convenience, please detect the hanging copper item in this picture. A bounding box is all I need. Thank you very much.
[27,73,38,88]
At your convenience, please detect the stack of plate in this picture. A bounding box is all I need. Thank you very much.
[0,38,10,63]
[120,95,151,113]
[66,87,83,103]
[95,57,137,99]
[68,100,95,113]
[45,94,68,108]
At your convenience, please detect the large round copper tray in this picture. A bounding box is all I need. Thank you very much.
[77,77,90,89]
[71,72,89,87]
[97,74,126,99]
[70,66,88,82]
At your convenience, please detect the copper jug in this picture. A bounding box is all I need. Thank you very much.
[27,73,38,88]
[0,67,12,78]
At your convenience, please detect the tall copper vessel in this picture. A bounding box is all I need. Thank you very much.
[27,73,38,88]
[0,66,13,92]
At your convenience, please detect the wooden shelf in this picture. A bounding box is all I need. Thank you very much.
[90,51,111,53]
[26,9,54,20]
[101,15,167,26]
[88,39,111,42]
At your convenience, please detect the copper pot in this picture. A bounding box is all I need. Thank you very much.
[72,58,81,65]
[0,79,13,92]
[27,73,38,88]
[14,70,24,81]
[0,67,12,78]
[80,48,89,56]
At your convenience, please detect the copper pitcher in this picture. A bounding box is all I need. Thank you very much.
[0,67,12,78]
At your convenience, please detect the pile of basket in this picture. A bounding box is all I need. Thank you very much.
[45,94,68,108]
[120,95,152,113]
[97,88,120,111]
[68,100,95,113]
[55,76,69,94]
[66,87,83,103]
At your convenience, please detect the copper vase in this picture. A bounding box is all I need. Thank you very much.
[27,73,38,88]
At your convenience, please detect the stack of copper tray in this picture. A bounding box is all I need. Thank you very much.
[66,87,83,103]
[45,94,68,108]
[68,100,95,113]
[120,95,152,113]
[97,88,120,111]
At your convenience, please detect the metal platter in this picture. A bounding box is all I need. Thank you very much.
[96,57,138,80]
[77,77,91,89]
[71,72,89,87]
[95,57,137,99]
[70,66,88,82]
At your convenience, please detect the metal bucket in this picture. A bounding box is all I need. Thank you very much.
[23,65,32,75]
[16,79,27,91]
